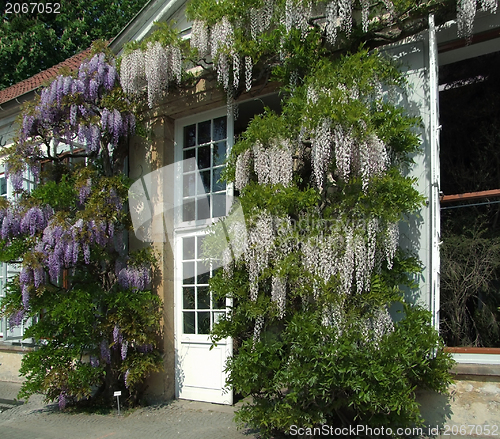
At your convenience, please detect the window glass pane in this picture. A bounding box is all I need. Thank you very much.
[198,145,211,170]
[197,261,210,285]
[198,170,210,195]
[183,261,195,285]
[183,200,195,222]
[183,148,196,171]
[213,142,226,166]
[183,312,195,334]
[184,124,196,148]
[212,193,226,218]
[198,312,211,334]
[197,286,210,309]
[198,120,211,145]
[212,293,225,310]
[183,287,195,309]
[197,197,210,220]
[213,167,225,192]
[0,178,7,196]
[183,174,196,197]
[197,235,205,260]
[183,237,195,260]
[213,117,227,141]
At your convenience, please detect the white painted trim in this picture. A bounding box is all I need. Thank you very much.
[428,15,441,331]
[453,354,500,365]
[110,0,187,54]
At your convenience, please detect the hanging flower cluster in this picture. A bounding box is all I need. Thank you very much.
[9,53,135,191]
[457,0,498,39]
[235,140,293,190]
[271,275,287,319]
[117,264,152,291]
[307,99,389,191]
[311,118,332,189]
[120,41,182,108]
[0,183,150,314]
[361,306,394,348]
[300,218,394,295]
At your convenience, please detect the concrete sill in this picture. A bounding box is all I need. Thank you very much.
[451,363,500,378]
[0,342,34,353]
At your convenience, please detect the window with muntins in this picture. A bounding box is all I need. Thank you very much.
[182,116,227,222]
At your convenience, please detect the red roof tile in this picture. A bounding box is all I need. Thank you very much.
[0,48,93,105]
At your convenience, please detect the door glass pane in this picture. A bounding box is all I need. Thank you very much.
[183,261,195,284]
[197,261,210,284]
[213,116,226,141]
[197,286,210,309]
[213,167,225,192]
[212,293,225,310]
[183,149,196,170]
[183,312,195,334]
[213,142,226,166]
[183,237,195,260]
[197,235,205,259]
[198,145,211,169]
[198,312,211,334]
[180,235,228,335]
[184,124,196,148]
[183,287,195,309]
[198,121,211,145]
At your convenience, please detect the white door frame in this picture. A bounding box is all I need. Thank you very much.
[173,107,234,404]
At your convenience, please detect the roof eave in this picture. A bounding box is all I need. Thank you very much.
[110,0,186,54]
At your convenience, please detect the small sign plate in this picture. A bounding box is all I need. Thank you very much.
[114,391,122,397]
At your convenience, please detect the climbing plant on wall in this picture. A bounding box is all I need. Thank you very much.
[0,44,162,409]
[3,0,496,427]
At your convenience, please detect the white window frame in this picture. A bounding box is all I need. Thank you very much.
[437,14,500,365]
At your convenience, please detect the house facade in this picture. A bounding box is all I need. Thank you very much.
[1,0,500,426]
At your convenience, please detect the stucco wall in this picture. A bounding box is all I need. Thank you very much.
[0,347,26,383]
[418,373,500,436]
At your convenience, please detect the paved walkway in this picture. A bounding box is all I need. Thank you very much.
[0,381,258,439]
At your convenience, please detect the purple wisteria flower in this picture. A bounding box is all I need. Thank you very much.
[118,265,151,291]
[33,266,44,288]
[70,105,78,126]
[20,206,47,236]
[58,392,67,410]
[7,169,23,192]
[83,243,90,264]
[2,210,21,239]
[138,343,153,353]
[8,309,24,330]
[22,285,30,310]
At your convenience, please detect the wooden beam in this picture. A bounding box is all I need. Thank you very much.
[438,27,500,54]
[445,346,500,354]
[440,189,500,204]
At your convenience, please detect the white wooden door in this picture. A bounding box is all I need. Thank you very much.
[174,109,233,405]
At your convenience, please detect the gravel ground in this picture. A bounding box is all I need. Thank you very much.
[0,381,259,439]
